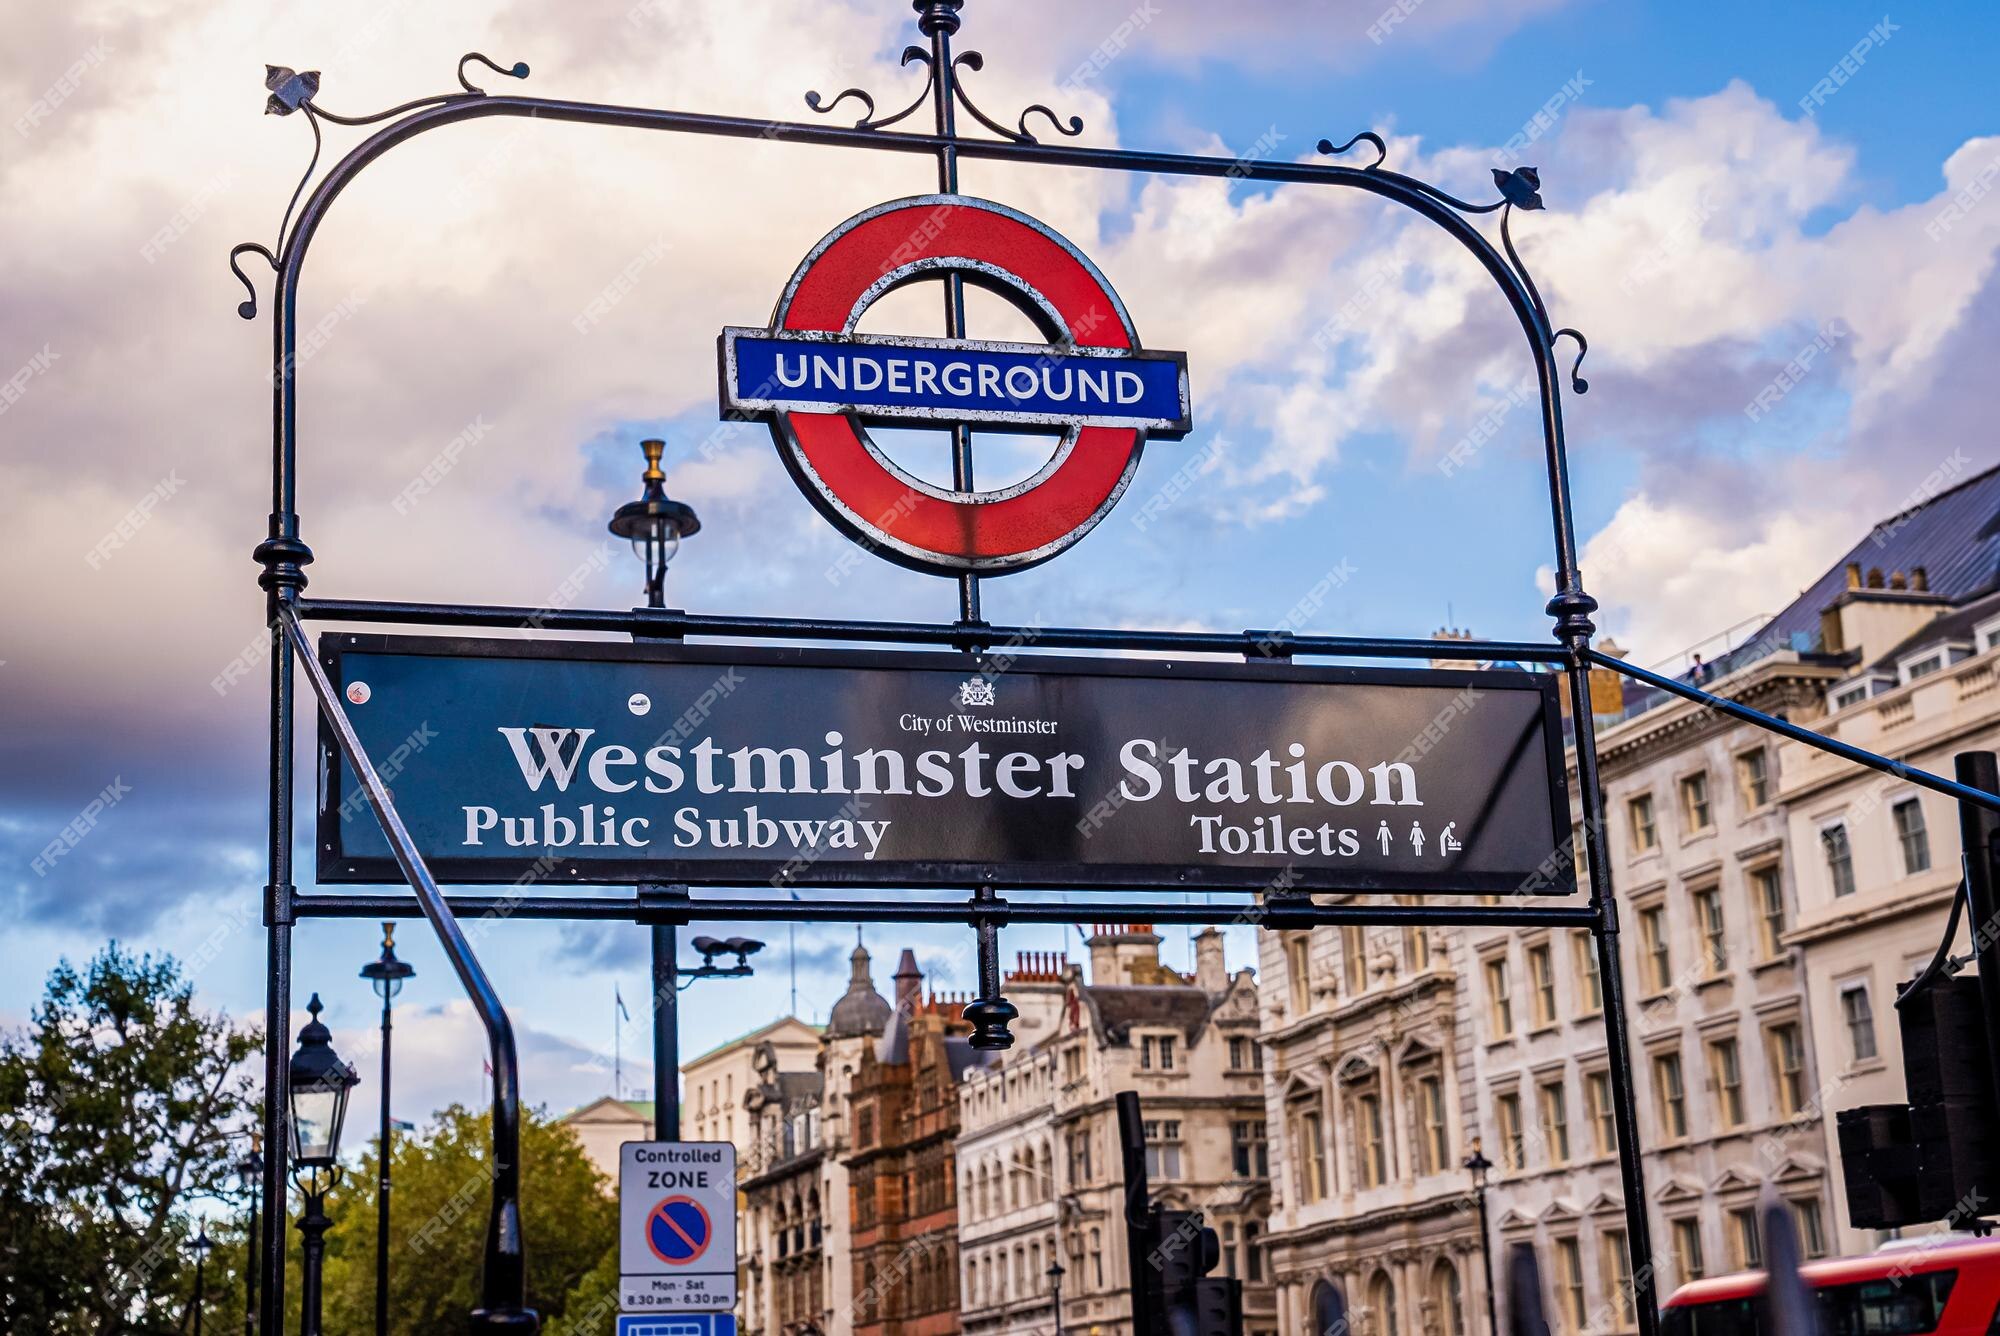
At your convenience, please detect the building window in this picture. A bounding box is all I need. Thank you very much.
[1768,1022,1808,1116]
[1573,932,1603,1013]
[1140,1035,1177,1071]
[1405,924,1431,973]
[1680,772,1713,833]
[1585,1071,1615,1156]
[1903,652,1945,683]
[1841,984,1879,1063]
[1229,1035,1261,1071]
[1672,1217,1706,1283]
[1639,905,1672,993]
[1823,823,1856,898]
[1246,1221,1265,1282]
[1484,958,1514,1040]
[1296,1107,1328,1203]
[1356,1091,1388,1188]
[1343,926,1369,993]
[1653,1051,1688,1140]
[1603,1229,1636,1329]
[1628,794,1658,853]
[1708,1038,1745,1128]
[1496,1092,1525,1170]
[1068,1129,1093,1186]
[1527,943,1557,1029]
[1090,1229,1104,1287]
[1737,749,1771,809]
[1753,866,1787,960]
[1729,1207,1762,1270]
[1538,1079,1571,1165]
[1791,1197,1828,1259]
[1232,1119,1269,1177]
[1429,1262,1465,1336]
[1286,934,1312,1016]
[1832,682,1870,711]
[1370,1272,1402,1336]
[1142,1119,1182,1180]
[1894,798,1932,875]
[1416,1074,1450,1175]
[1694,887,1728,976]
[1553,1237,1586,1336]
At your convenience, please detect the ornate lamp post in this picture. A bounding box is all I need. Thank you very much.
[237,1137,262,1336]
[1048,1260,1066,1336]
[290,994,360,1336]
[1464,1141,1499,1336]
[191,1225,212,1335]
[608,438,701,1136]
[359,923,415,1336]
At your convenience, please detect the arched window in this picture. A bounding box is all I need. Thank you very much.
[1310,1280,1344,1336]
[1429,1260,1465,1336]
[1370,1270,1400,1336]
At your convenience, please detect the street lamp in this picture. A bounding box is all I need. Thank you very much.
[1464,1140,1499,1336]
[609,437,702,1140]
[290,993,360,1336]
[191,1225,212,1335]
[237,1137,262,1336]
[608,437,701,611]
[359,923,415,1336]
[1048,1260,1066,1336]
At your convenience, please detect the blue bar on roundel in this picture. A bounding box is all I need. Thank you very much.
[720,328,1190,437]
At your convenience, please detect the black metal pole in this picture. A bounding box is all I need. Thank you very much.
[653,921,680,1140]
[194,1244,208,1335]
[375,994,393,1336]
[299,1190,331,1336]
[1478,1183,1498,1336]
[1953,753,2000,1119]
[244,1183,258,1336]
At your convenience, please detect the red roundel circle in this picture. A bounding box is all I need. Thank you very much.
[645,1195,713,1266]
[768,194,1151,574]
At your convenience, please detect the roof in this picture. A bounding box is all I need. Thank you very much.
[1868,585,2000,672]
[1081,983,1214,1043]
[1664,1235,2000,1306]
[561,1096,655,1124]
[683,1015,823,1068]
[1602,461,2000,723]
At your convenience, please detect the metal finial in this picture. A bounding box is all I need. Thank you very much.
[381,921,396,950]
[913,0,965,36]
[639,438,666,484]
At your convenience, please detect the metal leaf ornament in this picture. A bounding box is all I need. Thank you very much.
[264,65,320,116]
[1492,166,1544,210]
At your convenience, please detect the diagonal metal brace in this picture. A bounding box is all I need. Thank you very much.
[279,607,538,1331]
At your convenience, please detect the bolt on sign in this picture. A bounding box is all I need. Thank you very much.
[317,636,1574,895]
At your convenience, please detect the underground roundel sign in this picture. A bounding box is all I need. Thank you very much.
[719,194,1192,574]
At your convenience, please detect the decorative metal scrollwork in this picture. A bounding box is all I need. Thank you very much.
[230,54,530,318]
[803,45,1083,144]
[805,46,936,132]
[1316,132,1387,170]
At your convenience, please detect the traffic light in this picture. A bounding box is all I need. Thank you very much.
[1117,1092,1243,1336]
[1838,975,2000,1229]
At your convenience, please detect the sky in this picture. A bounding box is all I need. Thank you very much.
[3,0,1998,1126]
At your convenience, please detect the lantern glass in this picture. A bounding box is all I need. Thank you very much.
[291,1078,350,1167]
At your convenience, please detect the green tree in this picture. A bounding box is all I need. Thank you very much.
[0,944,261,1333]
[314,1102,616,1332]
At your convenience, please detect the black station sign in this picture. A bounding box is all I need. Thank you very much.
[317,635,1574,895]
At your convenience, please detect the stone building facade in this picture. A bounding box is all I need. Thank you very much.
[958,926,1274,1336]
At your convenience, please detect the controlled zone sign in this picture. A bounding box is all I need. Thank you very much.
[620,1142,737,1313]
[317,635,1576,896]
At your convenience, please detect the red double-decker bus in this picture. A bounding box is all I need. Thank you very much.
[1663,1237,2000,1336]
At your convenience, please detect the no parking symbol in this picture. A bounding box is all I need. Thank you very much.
[646,1195,712,1265]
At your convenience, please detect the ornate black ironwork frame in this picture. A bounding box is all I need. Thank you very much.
[232,2,2000,1330]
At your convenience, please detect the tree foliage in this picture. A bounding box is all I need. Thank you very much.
[0,944,261,1333]
[308,1102,617,1333]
